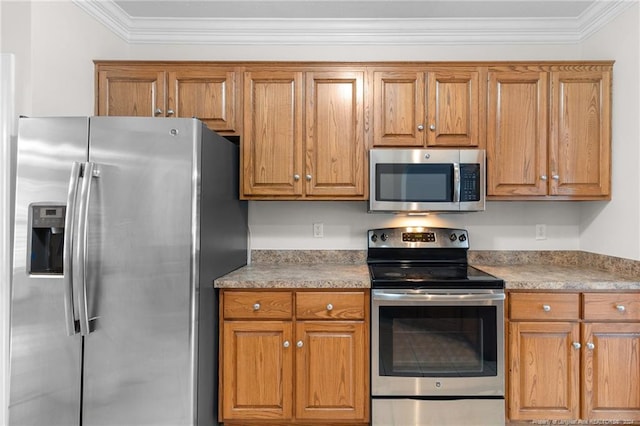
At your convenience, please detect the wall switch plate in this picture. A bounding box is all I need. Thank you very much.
[535,224,547,240]
[313,223,324,238]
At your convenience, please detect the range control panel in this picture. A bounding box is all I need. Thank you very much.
[368,227,469,249]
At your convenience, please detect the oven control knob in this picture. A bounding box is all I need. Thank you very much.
[449,233,457,242]
[371,234,378,242]
[381,233,388,242]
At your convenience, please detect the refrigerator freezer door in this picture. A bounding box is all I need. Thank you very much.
[82,117,200,425]
[9,117,88,425]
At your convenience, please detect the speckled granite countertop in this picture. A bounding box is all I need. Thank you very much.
[214,250,640,291]
[214,263,371,289]
[475,264,640,291]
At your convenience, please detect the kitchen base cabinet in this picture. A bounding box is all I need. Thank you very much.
[219,289,370,425]
[508,291,640,423]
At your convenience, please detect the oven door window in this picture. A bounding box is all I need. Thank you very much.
[376,163,453,202]
[378,305,498,377]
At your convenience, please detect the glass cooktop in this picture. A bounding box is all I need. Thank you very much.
[369,264,504,289]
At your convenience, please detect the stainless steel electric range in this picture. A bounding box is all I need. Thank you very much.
[368,227,505,426]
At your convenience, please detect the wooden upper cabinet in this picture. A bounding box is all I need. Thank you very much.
[426,69,481,147]
[242,68,366,200]
[372,67,482,148]
[167,67,237,133]
[487,69,549,196]
[305,71,365,197]
[488,65,612,200]
[373,71,425,147]
[550,70,611,198]
[95,62,240,134]
[97,67,166,117]
[242,70,304,197]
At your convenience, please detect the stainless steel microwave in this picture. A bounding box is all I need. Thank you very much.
[369,148,485,213]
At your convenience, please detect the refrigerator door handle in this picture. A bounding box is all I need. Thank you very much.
[74,161,96,336]
[63,162,82,336]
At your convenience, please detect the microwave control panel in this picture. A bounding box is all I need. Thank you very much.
[460,164,481,202]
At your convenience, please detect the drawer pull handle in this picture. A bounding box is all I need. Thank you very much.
[542,304,551,312]
[616,304,626,312]
[253,303,260,311]
[283,340,290,348]
[572,342,581,349]
[297,340,304,348]
[586,342,595,350]
[326,303,333,311]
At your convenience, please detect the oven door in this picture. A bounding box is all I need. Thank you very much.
[372,289,505,397]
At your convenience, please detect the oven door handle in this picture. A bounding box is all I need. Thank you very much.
[372,290,505,303]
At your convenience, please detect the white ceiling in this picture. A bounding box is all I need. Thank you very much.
[72,0,635,45]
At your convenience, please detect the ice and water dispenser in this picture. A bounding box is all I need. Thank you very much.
[29,204,65,274]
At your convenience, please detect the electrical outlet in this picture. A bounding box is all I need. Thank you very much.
[313,223,324,238]
[535,224,547,240]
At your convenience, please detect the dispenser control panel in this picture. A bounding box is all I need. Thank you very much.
[32,206,65,228]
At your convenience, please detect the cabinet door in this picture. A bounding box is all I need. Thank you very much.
[242,71,303,197]
[167,68,238,133]
[295,321,368,422]
[426,69,481,147]
[508,321,580,420]
[305,71,366,198]
[549,70,611,198]
[97,67,166,117]
[221,321,294,421]
[487,70,548,196]
[582,322,640,421]
[372,71,425,147]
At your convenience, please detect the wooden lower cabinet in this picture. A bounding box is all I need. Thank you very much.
[219,289,370,425]
[508,291,640,423]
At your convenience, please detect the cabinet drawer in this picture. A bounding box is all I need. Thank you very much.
[296,291,365,320]
[583,293,640,321]
[509,292,580,321]
[223,290,293,319]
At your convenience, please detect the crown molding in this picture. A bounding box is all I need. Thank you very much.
[72,0,634,45]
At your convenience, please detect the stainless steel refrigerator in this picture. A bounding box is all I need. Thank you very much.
[8,117,247,426]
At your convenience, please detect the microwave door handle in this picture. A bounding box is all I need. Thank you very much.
[453,163,461,203]
[63,162,82,336]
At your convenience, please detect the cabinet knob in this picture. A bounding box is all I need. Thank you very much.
[283,340,290,348]
[417,124,425,131]
[429,124,436,131]
[616,304,626,312]
[167,109,175,116]
[586,342,595,350]
[154,108,163,116]
[572,342,581,349]
[305,174,312,181]
[552,174,560,180]
[326,303,333,311]
[296,340,304,348]
[542,304,551,312]
[253,303,260,311]
[540,175,548,181]
[293,174,300,181]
